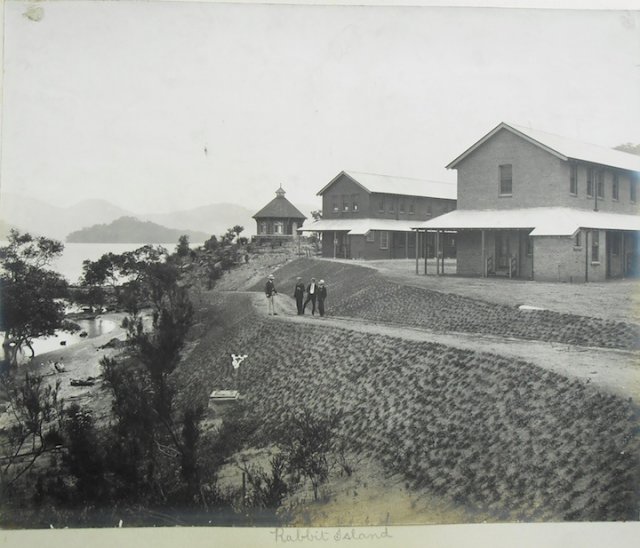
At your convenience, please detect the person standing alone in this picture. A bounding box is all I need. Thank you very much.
[293,277,305,315]
[303,277,317,316]
[317,280,328,317]
[265,274,278,315]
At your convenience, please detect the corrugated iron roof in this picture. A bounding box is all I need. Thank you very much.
[447,122,640,172]
[413,207,640,236]
[317,170,457,200]
[253,191,307,220]
[299,217,418,234]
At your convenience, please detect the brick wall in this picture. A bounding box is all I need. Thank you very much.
[532,233,606,282]
[321,173,456,221]
[455,128,640,215]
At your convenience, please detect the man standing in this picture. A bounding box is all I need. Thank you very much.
[303,277,318,315]
[293,277,305,315]
[317,280,328,317]
[265,274,278,315]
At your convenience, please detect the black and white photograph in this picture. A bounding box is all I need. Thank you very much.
[0,0,639,545]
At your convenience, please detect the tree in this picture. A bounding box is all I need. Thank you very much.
[280,409,343,501]
[1,372,64,487]
[232,225,244,241]
[176,235,190,258]
[614,143,640,156]
[310,210,323,221]
[0,230,71,367]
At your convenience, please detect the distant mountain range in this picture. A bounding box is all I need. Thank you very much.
[67,216,210,244]
[0,193,259,242]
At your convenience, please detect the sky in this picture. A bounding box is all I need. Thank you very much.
[1,1,639,215]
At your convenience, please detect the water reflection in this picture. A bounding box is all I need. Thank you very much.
[16,318,117,361]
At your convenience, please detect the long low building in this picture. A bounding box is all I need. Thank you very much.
[300,170,456,260]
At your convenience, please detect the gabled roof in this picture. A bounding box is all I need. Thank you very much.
[253,187,307,220]
[412,207,640,236]
[317,170,457,201]
[299,217,418,234]
[446,122,640,173]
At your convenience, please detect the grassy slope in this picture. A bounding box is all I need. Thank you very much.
[177,291,639,522]
[253,258,640,350]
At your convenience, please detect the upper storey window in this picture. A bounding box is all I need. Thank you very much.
[596,171,605,199]
[612,174,619,201]
[631,178,637,203]
[499,164,512,196]
[586,168,594,198]
[569,164,578,196]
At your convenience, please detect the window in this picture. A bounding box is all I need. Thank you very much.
[274,222,284,235]
[409,203,415,215]
[632,179,637,203]
[388,200,395,213]
[586,168,594,197]
[499,164,512,195]
[366,230,375,242]
[399,201,405,213]
[569,164,578,195]
[591,230,599,262]
[332,197,338,212]
[596,171,605,199]
[352,194,359,212]
[612,174,619,201]
[379,231,389,249]
[574,231,581,247]
[259,222,267,234]
[342,195,349,211]
[378,198,384,213]
[526,236,533,256]
[426,204,432,217]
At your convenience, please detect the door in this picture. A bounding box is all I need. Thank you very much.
[495,232,510,270]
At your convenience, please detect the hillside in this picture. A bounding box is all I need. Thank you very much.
[251,259,640,350]
[66,216,210,243]
[177,290,639,523]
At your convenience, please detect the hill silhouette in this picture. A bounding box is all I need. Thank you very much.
[66,216,209,243]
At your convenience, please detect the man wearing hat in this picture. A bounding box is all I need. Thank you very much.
[303,277,317,316]
[317,279,328,317]
[293,277,305,315]
[265,274,278,315]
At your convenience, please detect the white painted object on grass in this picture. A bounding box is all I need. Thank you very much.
[231,354,248,370]
[518,305,546,311]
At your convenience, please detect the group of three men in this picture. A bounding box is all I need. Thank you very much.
[264,275,328,317]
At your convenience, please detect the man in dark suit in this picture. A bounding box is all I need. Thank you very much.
[293,277,305,315]
[303,277,317,315]
[317,280,327,317]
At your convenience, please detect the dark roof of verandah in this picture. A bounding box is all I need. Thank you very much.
[253,193,307,220]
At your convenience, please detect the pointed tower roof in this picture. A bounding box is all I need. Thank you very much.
[253,186,307,220]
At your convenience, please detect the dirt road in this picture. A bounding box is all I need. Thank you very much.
[250,292,640,404]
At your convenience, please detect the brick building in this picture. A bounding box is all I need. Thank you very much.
[253,186,307,243]
[301,170,456,259]
[416,122,640,282]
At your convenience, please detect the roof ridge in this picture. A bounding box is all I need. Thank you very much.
[345,169,456,185]
[505,122,640,159]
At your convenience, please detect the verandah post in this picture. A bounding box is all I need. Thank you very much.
[481,229,486,277]
[415,230,419,275]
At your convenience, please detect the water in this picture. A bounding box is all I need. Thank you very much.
[34,317,116,355]
[15,317,117,364]
[50,242,177,283]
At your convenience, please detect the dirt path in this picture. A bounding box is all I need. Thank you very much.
[249,292,640,404]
